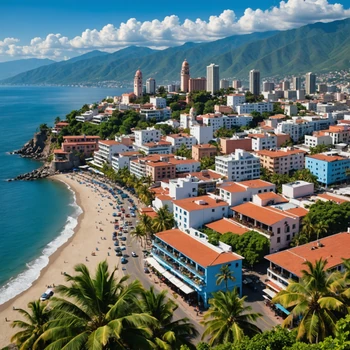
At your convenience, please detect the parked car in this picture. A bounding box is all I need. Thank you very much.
[121,257,128,264]
[116,251,122,257]
[120,237,126,241]
[131,252,137,257]
[40,289,54,301]
[144,267,150,274]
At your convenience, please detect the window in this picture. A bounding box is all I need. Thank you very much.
[292,224,296,229]
[286,234,290,241]
[235,263,239,268]
[277,237,281,243]
[277,228,281,234]
[212,209,215,212]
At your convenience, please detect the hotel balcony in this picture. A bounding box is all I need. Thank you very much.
[233,215,274,236]
[267,265,298,290]
[152,251,206,290]
[153,240,206,279]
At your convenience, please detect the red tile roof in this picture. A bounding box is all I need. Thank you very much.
[220,182,246,193]
[317,193,350,204]
[99,140,121,146]
[173,195,228,212]
[286,207,308,217]
[256,192,289,203]
[257,149,306,158]
[307,154,345,162]
[237,179,274,189]
[206,219,249,235]
[156,229,242,267]
[265,232,350,277]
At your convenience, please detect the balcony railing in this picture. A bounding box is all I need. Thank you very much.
[153,242,205,279]
[233,216,274,236]
[153,253,205,289]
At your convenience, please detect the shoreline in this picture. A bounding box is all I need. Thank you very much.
[0,173,124,347]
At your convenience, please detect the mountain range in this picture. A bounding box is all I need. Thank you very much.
[3,18,350,85]
[0,58,54,80]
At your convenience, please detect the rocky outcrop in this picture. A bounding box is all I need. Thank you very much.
[10,165,55,181]
[12,129,50,160]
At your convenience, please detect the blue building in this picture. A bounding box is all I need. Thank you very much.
[149,228,243,308]
[305,153,350,186]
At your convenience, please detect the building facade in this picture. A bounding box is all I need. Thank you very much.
[249,69,260,95]
[206,63,220,94]
[146,78,156,94]
[134,69,143,97]
[180,59,190,92]
[192,144,217,161]
[189,77,207,92]
[305,72,316,95]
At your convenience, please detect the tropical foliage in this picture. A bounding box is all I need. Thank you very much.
[215,264,236,291]
[11,261,197,350]
[272,258,349,343]
[201,289,262,346]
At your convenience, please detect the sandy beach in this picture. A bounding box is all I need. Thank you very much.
[0,173,125,347]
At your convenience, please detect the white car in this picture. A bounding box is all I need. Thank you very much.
[40,288,54,301]
[131,252,138,257]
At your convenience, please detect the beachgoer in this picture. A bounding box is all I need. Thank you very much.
[5,317,8,322]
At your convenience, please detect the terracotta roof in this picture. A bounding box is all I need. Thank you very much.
[173,195,228,212]
[192,144,216,149]
[269,114,286,119]
[53,149,68,154]
[232,202,292,226]
[143,141,172,147]
[248,133,273,139]
[156,229,242,267]
[237,179,274,189]
[265,232,350,277]
[266,280,282,292]
[139,207,157,218]
[63,142,97,146]
[286,207,308,217]
[166,133,191,139]
[156,194,172,201]
[257,149,306,158]
[151,187,170,196]
[170,158,199,165]
[99,140,121,146]
[63,135,100,139]
[119,151,141,156]
[317,193,349,204]
[206,219,248,235]
[256,192,289,203]
[188,170,222,181]
[220,182,246,193]
[146,161,175,168]
[306,154,345,162]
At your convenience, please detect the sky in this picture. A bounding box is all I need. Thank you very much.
[0,0,350,62]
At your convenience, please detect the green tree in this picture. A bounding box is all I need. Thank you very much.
[175,144,192,158]
[139,213,155,243]
[216,264,236,291]
[202,290,262,346]
[54,116,61,124]
[200,156,215,170]
[137,287,198,349]
[130,225,147,248]
[309,144,331,155]
[272,258,348,344]
[11,300,51,350]
[38,261,156,349]
[153,205,175,233]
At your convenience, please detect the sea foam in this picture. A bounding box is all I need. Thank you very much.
[0,181,82,305]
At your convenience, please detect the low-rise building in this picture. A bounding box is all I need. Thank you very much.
[192,144,217,161]
[151,228,243,307]
[134,128,162,148]
[256,148,306,174]
[227,94,246,109]
[61,135,100,156]
[138,141,173,155]
[220,137,252,154]
[166,133,197,152]
[173,195,229,230]
[93,140,128,167]
[146,162,176,182]
[215,149,261,181]
[305,153,350,185]
[248,133,277,151]
[236,102,273,114]
[264,232,350,299]
[232,202,301,252]
[304,132,333,147]
[190,125,214,144]
[111,151,142,172]
[282,181,315,199]
[75,110,98,122]
[150,97,167,109]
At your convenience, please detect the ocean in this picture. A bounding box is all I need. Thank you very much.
[0,85,125,304]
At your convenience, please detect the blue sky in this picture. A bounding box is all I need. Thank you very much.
[0,0,350,61]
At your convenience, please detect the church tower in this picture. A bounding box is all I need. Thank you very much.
[180,59,190,93]
[134,69,143,97]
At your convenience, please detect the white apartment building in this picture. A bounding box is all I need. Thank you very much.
[111,151,141,172]
[248,133,277,151]
[91,114,109,124]
[169,176,199,200]
[190,125,214,144]
[227,94,246,109]
[304,133,332,147]
[75,110,98,122]
[173,195,229,230]
[156,119,180,129]
[219,179,276,206]
[171,158,201,174]
[93,141,128,168]
[138,141,172,155]
[202,114,253,132]
[150,97,167,109]
[140,108,171,121]
[284,105,298,117]
[282,181,314,199]
[134,128,162,148]
[165,133,197,152]
[215,149,261,181]
[236,102,273,114]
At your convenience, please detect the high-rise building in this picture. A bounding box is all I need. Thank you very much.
[189,77,206,92]
[134,69,143,97]
[292,77,301,90]
[220,79,230,89]
[262,82,274,92]
[249,69,260,95]
[180,59,190,92]
[233,80,242,89]
[206,63,220,94]
[282,80,290,91]
[305,72,316,95]
[318,83,327,93]
[146,78,156,94]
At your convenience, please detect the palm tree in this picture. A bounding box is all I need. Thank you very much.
[201,290,262,346]
[137,185,154,206]
[301,215,316,241]
[137,287,198,349]
[314,221,328,240]
[130,224,146,248]
[38,261,156,349]
[153,205,175,233]
[215,264,235,291]
[272,258,348,344]
[139,214,155,244]
[11,300,51,350]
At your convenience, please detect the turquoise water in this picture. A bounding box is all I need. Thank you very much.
[0,86,125,304]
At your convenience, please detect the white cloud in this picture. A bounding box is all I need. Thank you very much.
[1,0,349,60]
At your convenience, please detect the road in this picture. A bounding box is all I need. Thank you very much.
[110,184,279,341]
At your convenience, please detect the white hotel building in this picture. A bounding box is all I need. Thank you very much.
[93,140,128,167]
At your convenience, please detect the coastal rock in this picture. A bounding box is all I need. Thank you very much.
[11,165,55,181]
[13,129,49,160]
